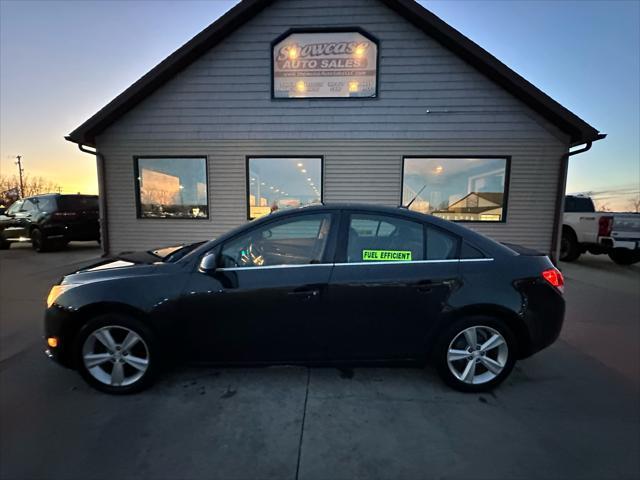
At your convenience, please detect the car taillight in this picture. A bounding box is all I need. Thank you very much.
[598,216,614,237]
[542,268,564,293]
[52,211,77,219]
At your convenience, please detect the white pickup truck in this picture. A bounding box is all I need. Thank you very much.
[561,195,640,265]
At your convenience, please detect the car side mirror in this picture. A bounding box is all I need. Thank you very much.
[199,253,218,273]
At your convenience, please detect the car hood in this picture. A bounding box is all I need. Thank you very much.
[61,249,177,285]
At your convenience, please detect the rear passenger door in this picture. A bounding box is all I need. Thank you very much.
[321,211,461,361]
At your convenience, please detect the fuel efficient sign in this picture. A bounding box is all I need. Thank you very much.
[273,31,378,98]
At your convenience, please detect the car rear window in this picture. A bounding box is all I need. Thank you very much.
[56,196,98,211]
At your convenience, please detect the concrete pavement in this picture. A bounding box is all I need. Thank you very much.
[1,245,638,480]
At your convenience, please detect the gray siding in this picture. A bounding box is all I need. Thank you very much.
[96,0,569,254]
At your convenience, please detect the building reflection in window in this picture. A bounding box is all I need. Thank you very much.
[248,157,322,219]
[136,157,208,219]
[403,157,508,222]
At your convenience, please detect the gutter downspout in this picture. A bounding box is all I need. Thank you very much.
[73,142,110,257]
[550,134,606,265]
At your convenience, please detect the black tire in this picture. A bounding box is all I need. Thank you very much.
[608,249,640,266]
[560,228,581,262]
[0,234,10,250]
[31,228,50,253]
[74,314,160,394]
[433,316,517,393]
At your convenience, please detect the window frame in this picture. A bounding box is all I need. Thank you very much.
[245,155,324,221]
[216,209,340,270]
[133,155,210,220]
[401,155,512,224]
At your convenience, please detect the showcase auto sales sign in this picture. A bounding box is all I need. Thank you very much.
[273,31,378,98]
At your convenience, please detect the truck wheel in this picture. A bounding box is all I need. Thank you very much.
[560,229,581,262]
[608,249,640,265]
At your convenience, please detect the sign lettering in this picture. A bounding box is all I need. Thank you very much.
[273,32,378,98]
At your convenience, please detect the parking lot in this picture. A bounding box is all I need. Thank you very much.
[1,243,638,480]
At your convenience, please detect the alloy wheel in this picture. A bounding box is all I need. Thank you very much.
[81,325,150,387]
[447,325,509,385]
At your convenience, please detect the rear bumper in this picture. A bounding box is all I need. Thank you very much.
[599,237,639,250]
[516,279,565,358]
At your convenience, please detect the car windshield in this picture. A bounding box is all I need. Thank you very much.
[57,196,99,211]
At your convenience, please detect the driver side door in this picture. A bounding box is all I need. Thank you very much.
[182,211,338,363]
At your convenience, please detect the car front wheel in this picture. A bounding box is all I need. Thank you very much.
[75,314,158,394]
[434,317,517,392]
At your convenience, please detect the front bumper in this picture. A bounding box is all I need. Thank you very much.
[44,306,78,369]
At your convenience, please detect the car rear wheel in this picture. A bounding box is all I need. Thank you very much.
[0,234,9,249]
[75,314,158,394]
[560,229,581,262]
[434,317,517,392]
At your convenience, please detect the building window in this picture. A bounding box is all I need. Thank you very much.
[247,157,322,219]
[402,157,509,222]
[135,157,208,219]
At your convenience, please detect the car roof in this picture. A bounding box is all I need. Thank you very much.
[25,193,98,199]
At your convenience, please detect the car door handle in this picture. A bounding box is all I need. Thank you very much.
[415,280,441,293]
[287,287,320,299]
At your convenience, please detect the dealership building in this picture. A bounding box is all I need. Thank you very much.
[66,0,603,259]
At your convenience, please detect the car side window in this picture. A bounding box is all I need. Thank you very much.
[35,197,56,212]
[347,214,424,263]
[20,199,36,213]
[460,241,485,259]
[220,214,332,268]
[426,227,459,260]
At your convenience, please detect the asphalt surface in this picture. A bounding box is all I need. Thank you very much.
[1,243,638,480]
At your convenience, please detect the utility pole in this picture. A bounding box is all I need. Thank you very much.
[15,155,25,198]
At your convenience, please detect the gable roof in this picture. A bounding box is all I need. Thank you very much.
[66,0,604,148]
[449,191,504,208]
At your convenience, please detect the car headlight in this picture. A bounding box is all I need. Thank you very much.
[46,284,76,308]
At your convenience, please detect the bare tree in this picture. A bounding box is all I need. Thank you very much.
[630,196,640,213]
[0,174,61,205]
[597,201,611,212]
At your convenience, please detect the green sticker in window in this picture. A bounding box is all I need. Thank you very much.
[362,250,412,261]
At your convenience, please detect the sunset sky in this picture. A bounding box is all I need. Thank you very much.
[1,0,638,210]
